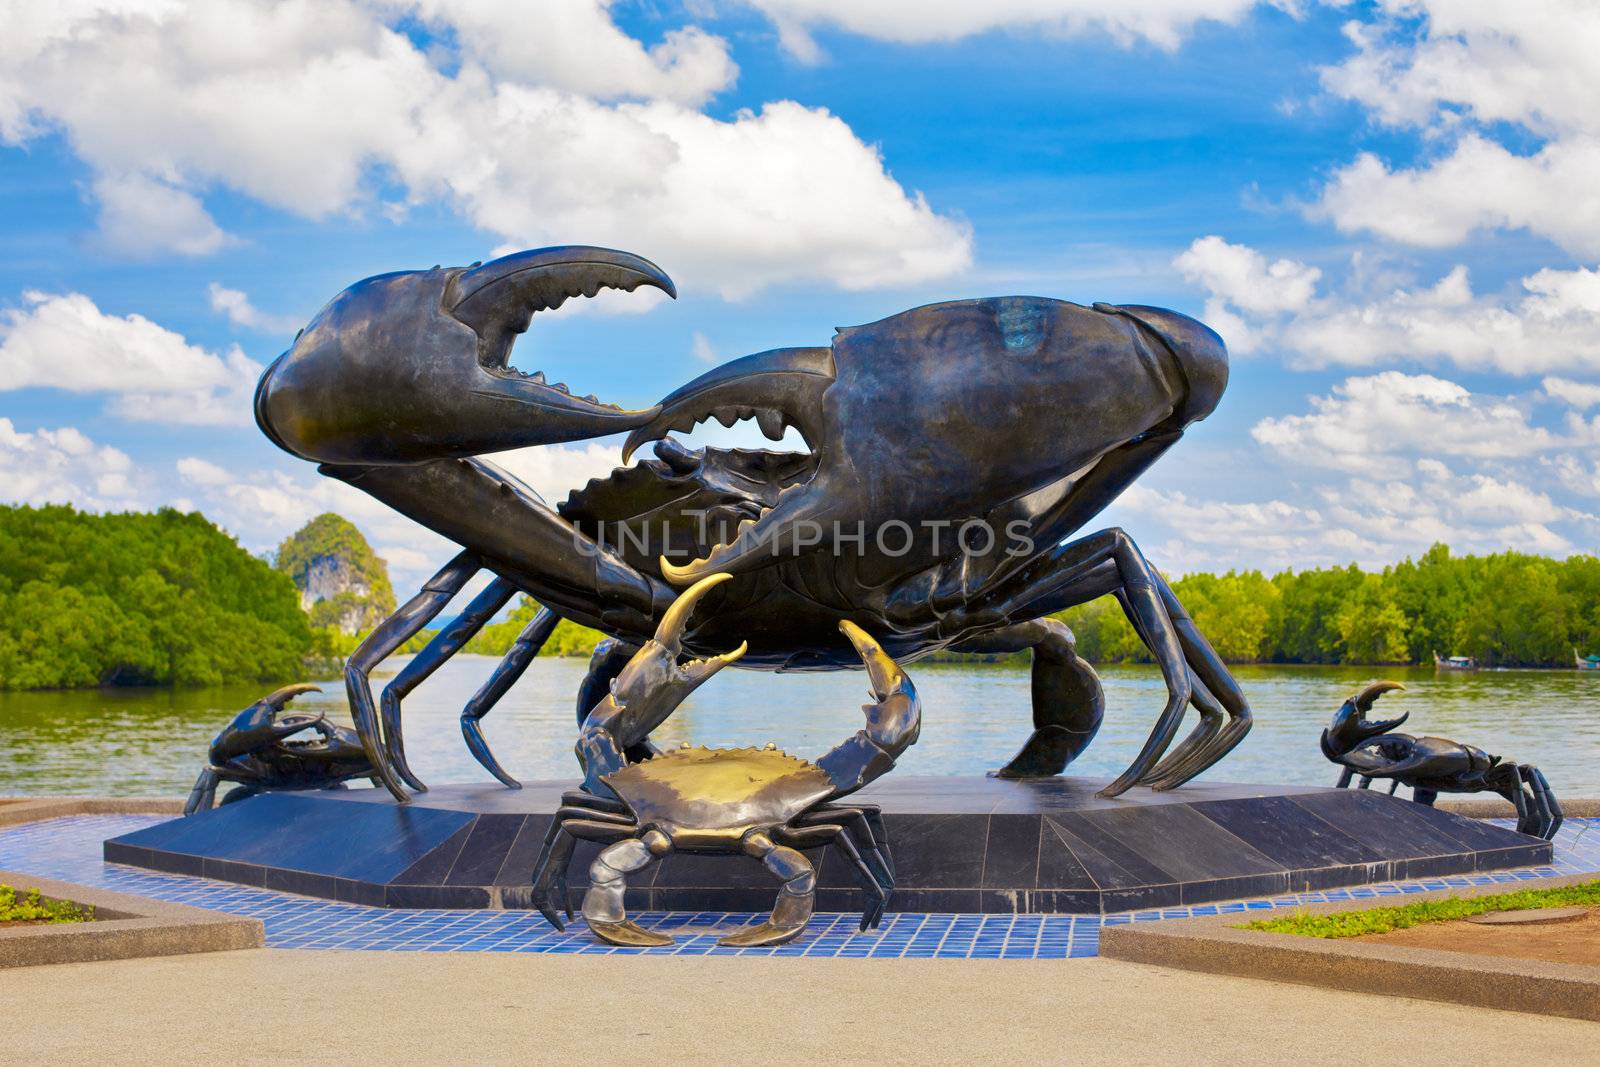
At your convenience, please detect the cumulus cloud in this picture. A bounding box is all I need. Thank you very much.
[0,0,970,296]
[1115,360,1600,573]
[1175,237,1600,375]
[93,173,234,258]
[744,0,1286,61]
[208,283,303,335]
[1250,372,1568,475]
[1120,470,1588,575]
[396,0,737,106]
[1314,2,1600,255]
[0,419,142,510]
[1544,376,1600,410]
[0,291,261,426]
[1317,137,1600,258]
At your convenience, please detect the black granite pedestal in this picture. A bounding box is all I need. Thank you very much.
[104,777,1550,914]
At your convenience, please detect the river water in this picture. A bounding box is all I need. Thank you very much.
[2,658,1597,797]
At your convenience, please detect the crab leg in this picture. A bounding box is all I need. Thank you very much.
[183,768,220,815]
[345,550,481,801]
[1139,573,1253,788]
[461,605,561,789]
[529,790,627,926]
[583,829,673,947]
[952,532,1250,792]
[970,528,1190,797]
[379,576,517,792]
[950,618,1104,779]
[782,817,893,930]
[718,832,815,947]
[796,806,894,894]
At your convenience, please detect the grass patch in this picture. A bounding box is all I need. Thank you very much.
[1240,880,1600,939]
[0,884,94,925]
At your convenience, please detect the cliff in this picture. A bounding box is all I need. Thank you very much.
[274,513,397,635]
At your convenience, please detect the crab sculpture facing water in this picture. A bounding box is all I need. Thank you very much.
[253,245,1254,804]
[528,573,918,947]
[1323,682,1562,840]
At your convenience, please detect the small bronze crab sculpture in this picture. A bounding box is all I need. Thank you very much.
[254,244,1251,805]
[1322,682,1562,840]
[529,574,918,947]
[183,684,377,814]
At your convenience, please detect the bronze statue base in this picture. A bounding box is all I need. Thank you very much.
[105,777,1549,914]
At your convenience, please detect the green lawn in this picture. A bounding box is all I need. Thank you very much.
[0,884,94,925]
[1239,880,1600,938]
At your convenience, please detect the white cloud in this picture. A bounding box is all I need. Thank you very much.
[1250,372,1568,475]
[690,331,719,364]
[92,172,234,258]
[0,0,970,296]
[1543,376,1600,410]
[1317,138,1600,258]
[488,442,624,507]
[1175,238,1600,375]
[1121,360,1600,573]
[1121,471,1588,575]
[1314,2,1600,255]
[0,291,261,426]
[1173,235,1320,354]
[744,0,1286,61]
[396,0,737,107]
[208,283,302,335]
[0,418,143,510]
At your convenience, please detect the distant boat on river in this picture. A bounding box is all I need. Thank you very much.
[1433,651,1479,671]
[1576,648,1600,672]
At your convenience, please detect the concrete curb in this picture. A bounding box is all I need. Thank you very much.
[1436,797,1600,819]
[0,868,263,968]
[1100,872,1600,1022]
[0,796,184,829]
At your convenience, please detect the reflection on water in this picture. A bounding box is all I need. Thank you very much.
[2,658,1598,797]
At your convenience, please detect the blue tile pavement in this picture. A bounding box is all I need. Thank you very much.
[1,815,1596,960]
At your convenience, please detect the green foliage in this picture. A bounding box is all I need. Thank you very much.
[1333,574,1411,664]
[0,504,312,689]
[466,596,604,659]
[1052,544,1600,668]
[1241,879,1600,938]
[0,884,94,924]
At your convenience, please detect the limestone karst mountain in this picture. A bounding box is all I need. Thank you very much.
[274,513,397,636]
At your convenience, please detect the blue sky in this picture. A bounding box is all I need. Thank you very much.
[2,1,1598,591]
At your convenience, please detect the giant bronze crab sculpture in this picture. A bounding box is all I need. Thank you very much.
[254,246,1253,802]
[1323,682,1562,840]
[529,573,917,947]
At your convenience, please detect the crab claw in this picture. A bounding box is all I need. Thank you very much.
[1322,681,1407,760]
[817,622,922,794]
[210,684,324,762]
[577,573,745,777]
[254,246,670,465]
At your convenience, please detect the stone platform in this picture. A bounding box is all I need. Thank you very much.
[103,777,1550,914]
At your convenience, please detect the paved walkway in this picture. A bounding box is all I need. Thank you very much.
[3,947,1594,1064]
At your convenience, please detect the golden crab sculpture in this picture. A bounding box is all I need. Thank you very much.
[529,573,920,947]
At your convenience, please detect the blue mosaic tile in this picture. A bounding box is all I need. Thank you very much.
[0,814,1596,960]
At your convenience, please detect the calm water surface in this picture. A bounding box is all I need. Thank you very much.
[2,659,1598,797]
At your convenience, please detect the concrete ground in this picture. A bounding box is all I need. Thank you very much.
[1,948,1593,1065]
